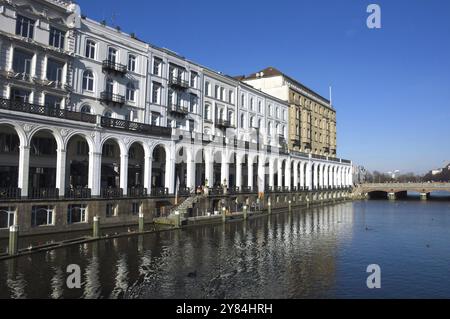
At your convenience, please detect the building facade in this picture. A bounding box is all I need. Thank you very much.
[0,0,352,236]
[240,67,337,156]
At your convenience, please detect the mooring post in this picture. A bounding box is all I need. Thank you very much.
[243,205,248,220]
[138,212,144,232]
[93,216,100,238]
[8,225,19,256]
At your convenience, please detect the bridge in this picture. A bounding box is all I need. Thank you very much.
[355,183,450,200]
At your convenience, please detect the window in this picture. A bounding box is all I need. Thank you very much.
[46,59,64,87]
[44,95,62,109]
[31,206,54,227]
[241,94,245,107]
[229,91,234,104]
[131,202,141,215]
[151,112,160,126]
[190,94,198,113]
[67,204,87,224]
[204,104,210,120]
[276,107,279,119]
[249,116,255,128]
[268,122,272,135]
[250,98,254,111]
[190,71,197,88]
[104,111,113,118]
[152,82,161,104]
[13,48,33,78]
[220,87,225,101]
[76,140,89,155]
[128,55,136,72]
[85,40,96,59]
[0,207,15,229]
[11,88,30,102]
[240,113,245,128]
[108,47,118,63]
[153,57,162,75]
[49,26,65,49]
[105,78,114,93]
[106,203,117,218]
[215,85,219,99]
[126,82,136,101]
[205,81,211,96]
[258,101,262,113]
[80,105,92,114]
[82,70,94,91]
[16,15,35,38]
[268,104,272,116]
[0,133,19,153]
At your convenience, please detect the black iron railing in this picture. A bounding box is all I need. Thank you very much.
[169,103,189,115]
[100,117,171,137]
[168,76,189,89]
[100,92,125,105]
[177,187,191,196]
[29,188,59,199]
[101,187,123,198]
[216,119,233,129]
[341,159,351,164]
[209,187,224,196]
[150,187,169,197]
[128,187,147,197]
[312,154,327,160]
[65,187,91,199]
[102,60,127,74]
[0,98,97,123]
[0,187,21,199]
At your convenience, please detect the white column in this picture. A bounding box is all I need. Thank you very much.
[329,166,334,189]
[277,160,283,187]
[293,162,298,190]
[285,160,291,190]
[248,157,254,189]
[269,159,274,188]
[337,166,341,187]
[165,154,175,194]
[55,148,66,197]
[144,155,153,193]
[236,155,242,189]
[120,154,129,195]
[313,164,318,190]
[221,159,229,187]
[257,158,265,192]
[205,155,213,188]
[306,162,312,190]
[186,159,195,191]
[300,162,305,189]
[18,145,30,197]
[318,164,323,189]
[324,165,329,188]
[348,167,353,186]
[89,151,102,196]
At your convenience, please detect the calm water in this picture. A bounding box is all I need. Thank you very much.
[1,200,450,299]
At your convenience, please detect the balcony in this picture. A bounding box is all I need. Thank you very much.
[169,103,189,115]
[127,187,148,197]
[29,188,60,199]
[216,119,234,129]
[150,187,169,197]
[101,117,171,138]
[101,187,123,198]
[168,76,189,90]
[65,187,91,199]
[0,98,97,123]
[100,92,125,106]
[0,187,21,200]
[102,60,127,75]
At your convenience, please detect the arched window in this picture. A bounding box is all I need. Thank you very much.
[268,122,272,135]
[258,118,262,129]
[240,113,245,128]
[250,98,254,110]
[241,94,245,107]
[250,116,255,128]
[82,70,94,91]
[126,82,135,101]
[80,105,92,114]
[276,123,279,135]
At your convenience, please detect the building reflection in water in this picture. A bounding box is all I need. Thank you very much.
[0,202,355,299]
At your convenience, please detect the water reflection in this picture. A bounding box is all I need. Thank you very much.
[2,201,450,298]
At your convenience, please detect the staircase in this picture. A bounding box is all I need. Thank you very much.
[171,193,207,216]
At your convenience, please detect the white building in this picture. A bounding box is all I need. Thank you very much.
[0,0,353,235]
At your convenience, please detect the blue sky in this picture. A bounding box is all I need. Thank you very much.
[77,0,450,174]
